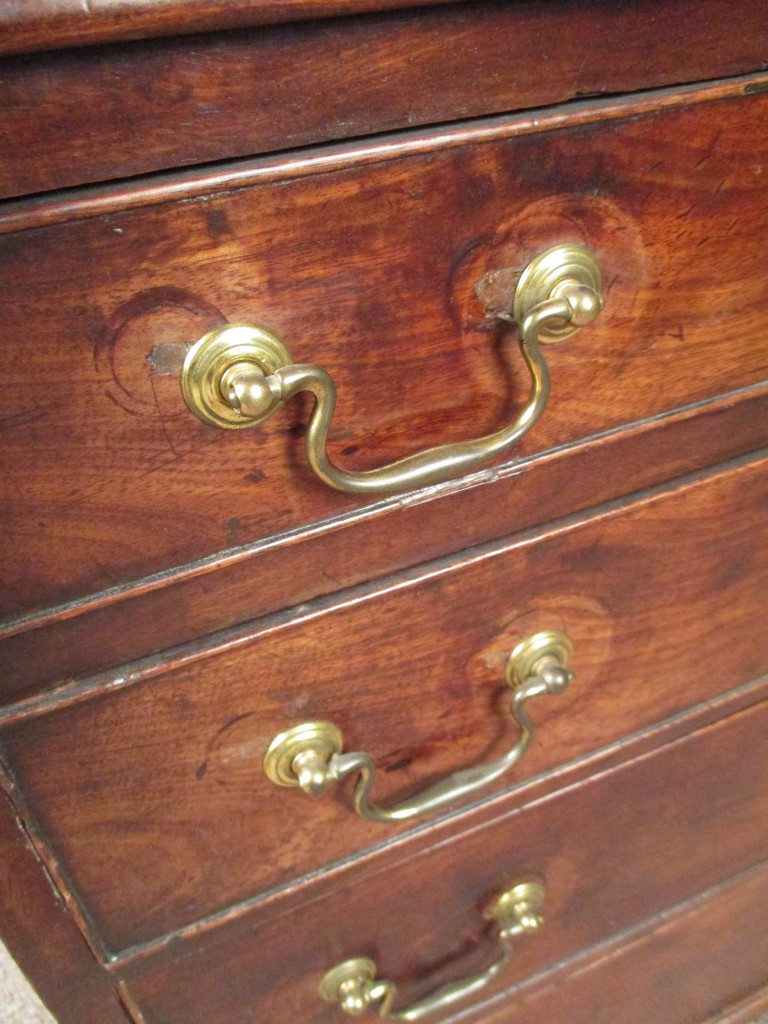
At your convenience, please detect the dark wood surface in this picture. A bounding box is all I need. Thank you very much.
[0,781,127,1024]
[0,0,463,55]
[4,0,768,198]
[111,697,768,1021]
[3,383,767,705]
[2,83,768,630]
[3,74,764,238]
[469,862,768,1024]
[3,450,768,952]
[4,6,768,1022]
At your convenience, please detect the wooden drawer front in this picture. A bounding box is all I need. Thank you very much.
[443,861,768,1024]
[2,82,768,622]
[468,864,768,1024]
[3,452,768,952]
[117,698,768,1024]
[3,1,768,199]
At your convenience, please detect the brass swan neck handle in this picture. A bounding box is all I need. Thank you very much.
[181,244,604,494]
[319,880,545,1020]
[263,630,572,824]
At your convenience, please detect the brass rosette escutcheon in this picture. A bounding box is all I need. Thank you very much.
[513,243,603,342]
[506,629,573,689]
[263,721,344,788]
[319,879,546,1018]
[179,244,605,492]
[181,322,293,428]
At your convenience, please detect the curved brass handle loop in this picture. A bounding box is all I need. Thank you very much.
[181,244,604,494]
[319,880,545,1020]
[263,630,572,824]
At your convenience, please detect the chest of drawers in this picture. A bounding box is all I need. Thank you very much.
[1,3,768,1023]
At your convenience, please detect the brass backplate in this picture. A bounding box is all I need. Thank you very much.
[513,244,602,343]
[263,721,344,786]
[319,957,377,1004]
[491,880,545,928]
[181,322,293,429]
[506,630,573,689]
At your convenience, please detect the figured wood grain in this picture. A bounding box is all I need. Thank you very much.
[110,698,768,1021]
[3,384,767,705]
[2,451,768,951]
[1,86,768,625]
[4,0,768,198]
[0,784,127,1024]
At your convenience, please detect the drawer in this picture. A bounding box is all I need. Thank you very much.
[1,79,768,623]
[2,450,768,952]
[470,863,768,1024]
[115,697,768,1023]
[3,0,768,198]
[435,861,768,1024]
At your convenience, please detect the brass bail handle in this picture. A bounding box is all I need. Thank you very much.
[319,879,545,1020]
[263,630,573,824]
[181,244,604,494]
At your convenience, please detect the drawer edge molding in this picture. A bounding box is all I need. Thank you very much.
[1,71,766,238]
[3,440,768,721]
[7,376,764,652]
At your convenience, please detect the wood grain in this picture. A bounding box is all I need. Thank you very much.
[111,698,768,1021]
[3,74,765,237]
[1,87,768,625]
[4,0,768,198]
[3,451,768,951]
[0,783,127,1024]
[2,384,767,705]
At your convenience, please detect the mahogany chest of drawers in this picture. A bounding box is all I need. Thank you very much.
[1,3,768,1022]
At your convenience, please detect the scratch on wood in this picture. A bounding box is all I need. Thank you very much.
[0,407,45,431]
[149,375,178,457]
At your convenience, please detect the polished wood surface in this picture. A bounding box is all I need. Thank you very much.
[3,451,767,951]
[3,4,768,1021]
[3,74,764,237]
[2,0,762,62]
[113,698,768,1021]
[1,83,767,626]
[472,862,768,1024]
[0,0,464,54]
[714,988,768,1024]
[3,0,768,198]
[3,383,767,704]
